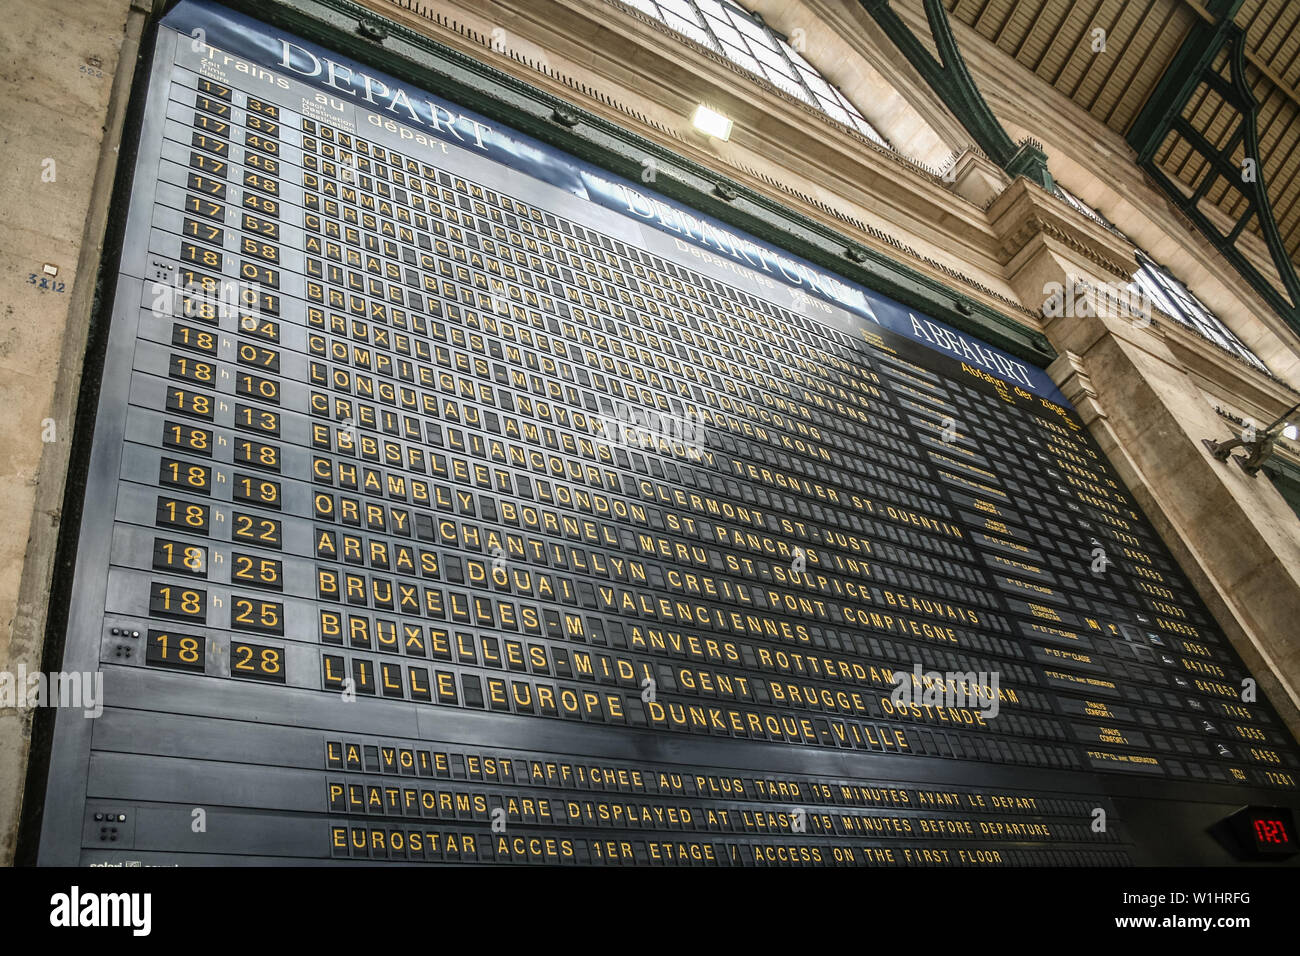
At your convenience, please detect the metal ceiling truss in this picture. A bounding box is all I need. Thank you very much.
[1128,0,1300,334]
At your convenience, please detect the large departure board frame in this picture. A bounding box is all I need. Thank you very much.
[26,0,1300,867]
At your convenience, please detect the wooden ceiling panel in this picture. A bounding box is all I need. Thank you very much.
[1055,1,1122,93]
[1192,90,1236,149]
[950,0,988,19]
[971,0,1017,40]
[1011,0,1063,64]
[1107,4,1188,129]
[1158,132,1196,176]
[993,1,1044,51]
[1237,0,1268,27]
[1027,0,1084,74]
[1253,85,1289,155]
[1043,0,1107,85]
[1081,1,1154,114]
[1258,1,1300,65]
[1072,4,1151,109]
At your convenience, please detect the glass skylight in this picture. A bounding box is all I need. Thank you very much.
[620,0,888,146]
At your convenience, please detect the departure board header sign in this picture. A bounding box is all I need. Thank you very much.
[164,0,1051,399]
[30,0,1299,867]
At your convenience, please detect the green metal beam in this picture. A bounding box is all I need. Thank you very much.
[860,0,1053,190]
[1127,2,1300,335]
[1128,0,1244,163]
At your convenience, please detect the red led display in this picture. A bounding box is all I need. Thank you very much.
[1251,817,1290,847]
[1224,806,1298,859]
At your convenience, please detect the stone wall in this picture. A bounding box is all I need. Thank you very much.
[0,0,144,865]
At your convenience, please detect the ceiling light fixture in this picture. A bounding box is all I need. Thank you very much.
[691,104,733,141]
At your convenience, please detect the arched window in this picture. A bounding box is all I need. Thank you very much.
[619,0,889,147]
